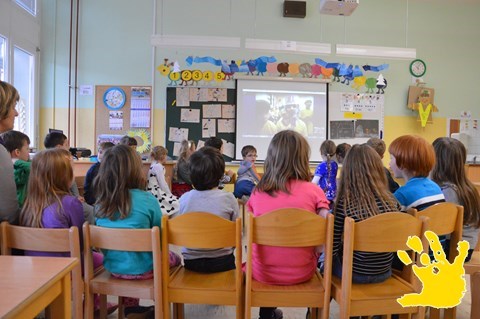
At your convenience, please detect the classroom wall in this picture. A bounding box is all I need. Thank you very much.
[39,0,480,155]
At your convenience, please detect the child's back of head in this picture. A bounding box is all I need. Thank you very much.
[366,137,386,158]
[189,146,225,191]
[388,135,434,178]
[204,137,223,151]
[1,130,30,160]
[257,130,311,195]
[432,137,480,227]
[320,140,336,161]
[94,144,146,219]
[338,144,397,217]
[44,132,68,149]
[20,148,73,227]
[335,143,351,164]
[151,145,168,162]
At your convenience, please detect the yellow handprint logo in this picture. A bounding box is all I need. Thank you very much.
[396,230,469,308]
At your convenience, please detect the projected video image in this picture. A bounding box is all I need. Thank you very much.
[241,93,326,138]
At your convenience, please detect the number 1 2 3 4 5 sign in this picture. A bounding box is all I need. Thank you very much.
[103,87,126,110]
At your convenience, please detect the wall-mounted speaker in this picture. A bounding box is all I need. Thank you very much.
[283,1,306,18]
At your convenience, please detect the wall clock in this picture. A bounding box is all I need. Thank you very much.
[103,87,126,110]
[409,59,427,78]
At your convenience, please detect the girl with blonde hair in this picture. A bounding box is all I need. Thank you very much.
[0,81,20,223]
[20,148,116,315]
[332,144,401,283]
[247,130,329,319]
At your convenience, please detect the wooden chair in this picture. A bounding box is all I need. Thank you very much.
[0,221,83,319]
[161,213,243,319]
[465,249,480,319]
[83,223,163,319]
[331,213,428,319]
[408,203,464,319]
[244,209,334,319]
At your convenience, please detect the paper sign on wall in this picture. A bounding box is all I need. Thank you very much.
[203,104,222,118]
[218,119,235,133]
[169,127,189,142]
[202,119,216,138]
[222,104,235,118]
[180,109,200,123]
[222,139,235,158]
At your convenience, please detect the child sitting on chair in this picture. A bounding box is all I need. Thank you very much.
[177,146,239,273]
[233,145,261,201]
[1,130,31,207]
[247,130,330,319]
[388,135,445,211]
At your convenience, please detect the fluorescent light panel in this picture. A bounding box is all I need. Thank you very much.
[336,44,416,59]
[245,38,331,55]
[151,35,241,49]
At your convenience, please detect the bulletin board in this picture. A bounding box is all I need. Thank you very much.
[165,87,236,161]
[95,85,152,153]
[328,91,385,146]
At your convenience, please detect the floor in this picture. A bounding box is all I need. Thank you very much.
[107,279,473,318]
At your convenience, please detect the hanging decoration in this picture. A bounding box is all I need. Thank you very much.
[407,86,439,127]
[127,129,152,154]
[157,56,389,93]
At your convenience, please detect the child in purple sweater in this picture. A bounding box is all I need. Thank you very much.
[19,148,117,315]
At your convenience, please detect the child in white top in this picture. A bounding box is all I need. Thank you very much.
[149,145,171,194]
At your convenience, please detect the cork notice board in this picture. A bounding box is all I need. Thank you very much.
[95,85,152,153]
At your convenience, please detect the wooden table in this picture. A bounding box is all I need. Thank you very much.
[0,256,78,319]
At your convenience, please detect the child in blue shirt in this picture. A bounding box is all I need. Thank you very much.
[312,140,338,203]
[234,145,261,201]
[388,135,444,211]
[95,144,180,317]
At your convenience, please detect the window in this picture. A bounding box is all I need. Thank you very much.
[13,46,35,143]
[0,36,5,81]
[15,0,36,16]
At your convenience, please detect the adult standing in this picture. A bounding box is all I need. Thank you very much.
[0,81,20,223]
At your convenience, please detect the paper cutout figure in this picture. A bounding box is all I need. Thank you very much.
[397,231,468,308]
[407,87,439,127]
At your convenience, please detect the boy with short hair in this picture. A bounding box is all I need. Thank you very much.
[234,145,260,201]
[177,146,239,273]
[1,130,31,206]
[366,137,400,193]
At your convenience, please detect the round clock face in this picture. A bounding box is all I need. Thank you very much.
[103,87,126,109]
[410,59,426,77]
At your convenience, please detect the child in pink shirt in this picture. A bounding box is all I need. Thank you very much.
[247,130,330,319]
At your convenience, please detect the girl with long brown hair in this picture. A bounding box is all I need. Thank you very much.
[94,144,180,317]
[332,144,401,283]
[247,130,329,319]
[431,137,480,261]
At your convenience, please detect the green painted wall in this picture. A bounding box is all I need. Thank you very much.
[39,0,480,150]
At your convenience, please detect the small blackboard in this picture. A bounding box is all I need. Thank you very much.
[165,87,236,162]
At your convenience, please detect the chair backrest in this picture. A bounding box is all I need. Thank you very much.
[163,212,240,248]
[408,203,464,261]
[249,208,332,247]
[83,223,161,280]
[0,221,83,319]
[350,212,425,253]
[341,212,428,292]
[245,208,334,295]
[161,212,242,294]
